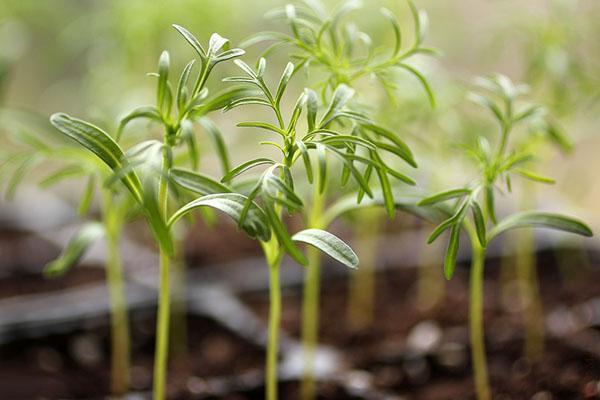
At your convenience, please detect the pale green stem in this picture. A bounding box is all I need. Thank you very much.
[347,208,380,330]
[103,195,130,396]
[515,227,544,360]
[262,238,283,400]
[300,188,324,400]
[468,232,491,400]
[169,243,188,358]
[416,236,444,312]
[300,246,321,400]
[153,146,171,400]
[515,185,543,360]
[153,247,171,400]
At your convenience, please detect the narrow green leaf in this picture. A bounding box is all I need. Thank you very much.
[444,224,460,280]
[427,200,468,243]
[485,186,496,224]
[180,119,199,170]
[170,168,231,195]
[320,84,355,127]
[317,143,327,194]
[489,211,593,241]
[418,188,471,206]
[168,193,271,242]
[396,62,435,107]
[222,158,275,182]
[177,60,195,112]
[233,59,258,78]
[262,168,303,212]
[237,121,286,137]
[39,165,85,188]
[276,62,294,104]
[296,140,313,183]
[214,48,245,63]
[264,202,307,265]
[288,92,307,131]
[239,31,292,48]
[361,124,417,168]
[199,118,230,174]
[376,166,395,217]
[544,119,573,153]
[380,7,401,56]
[44,223,105,277]
[117,106,162,142]
[292,228,358,269]
[471,201,486,247]
[50,113,143,202]
[515,169,555,184]
[172,24,207,61]
[208,33,229,56]
[223,97,272,112]
[305,88,318,132]
[467,92,503,123]
[157,51,171,115]
[201,86,260,113]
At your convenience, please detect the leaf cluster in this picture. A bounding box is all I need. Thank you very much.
[418,75,592,279]
[242,0,436,106]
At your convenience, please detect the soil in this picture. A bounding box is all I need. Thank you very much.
[241,250,600,399]
[0,314,265,400]
[0,224,598,399]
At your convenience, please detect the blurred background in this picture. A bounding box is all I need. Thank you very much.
[0,0,599,399]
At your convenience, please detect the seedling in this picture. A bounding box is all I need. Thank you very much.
[242,1,435,395]
[418,74,593,400]
[0,115,135,395]
[48,26,253,400]
[218,48,424,398]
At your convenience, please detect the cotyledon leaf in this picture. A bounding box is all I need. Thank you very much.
[170,168,232,195]
[488,211,593,242]
[50,113,172,254]
[292,228,358,269]
[168,193,271,242]
[50,113,143,202]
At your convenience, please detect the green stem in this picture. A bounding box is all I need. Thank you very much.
[347,208,380,330]
[153,145,171,400]
[515,227,544,360]
[169,247,188,358]
[416,236,444,311]
[469,238,491,400]
[263,239,283,400]
[300,188,325,400]
[153,247,171,400]
[300,246,320,400]
[103,196,130,396]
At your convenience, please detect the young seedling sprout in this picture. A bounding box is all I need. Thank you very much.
[0,117,134,395]
[242,1,435,395]
[418,74,593,400]
[48,26,255,400]
[219,50,424,398]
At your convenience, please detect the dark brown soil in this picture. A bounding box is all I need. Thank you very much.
[241,250,600,399]
[0,225,598,399]
[0,315,265,400]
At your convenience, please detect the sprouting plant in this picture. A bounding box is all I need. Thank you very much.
[47,26,255,400]
[418,74,593,400]
[0,116,134,396]
[241,1,436,395]
[218,51,421,399]
[242,0,436,105]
